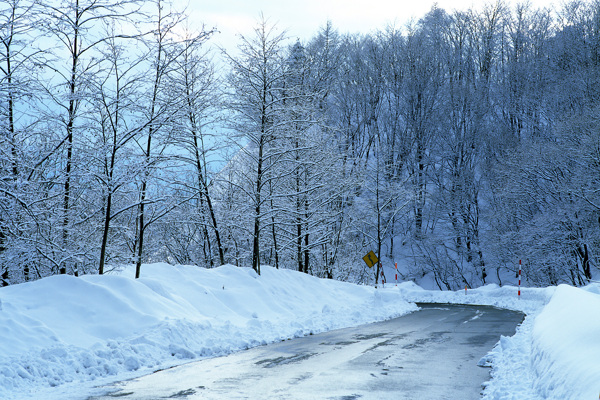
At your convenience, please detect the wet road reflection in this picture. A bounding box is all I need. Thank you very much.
[90,303,524,400]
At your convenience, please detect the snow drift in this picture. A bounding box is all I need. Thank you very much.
[532,284,600,400]
[0,263,416,399]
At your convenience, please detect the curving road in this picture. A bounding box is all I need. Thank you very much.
[90,303,524,400]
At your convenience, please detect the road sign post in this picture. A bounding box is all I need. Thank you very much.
[362,251,378,268]
[362,251,380,288]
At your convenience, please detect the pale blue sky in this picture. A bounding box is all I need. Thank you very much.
[183,0,554,53]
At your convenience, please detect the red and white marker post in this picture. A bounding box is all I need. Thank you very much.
[395,262,398,286]
[518,259,522,299]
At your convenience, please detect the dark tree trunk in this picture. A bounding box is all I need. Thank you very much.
[63,1,80,275]
[271,212,279,269]
[297,214,303,272]
[99,137,118,275]
[98,191,113,275]
[415,142,426,238]
[579,243,591,281]
[252,135,264,276]
[135,180,147,279]
[191,121,225,266]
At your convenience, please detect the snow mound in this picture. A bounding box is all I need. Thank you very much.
[531,284,600,400]
[397,280,553,315]
[0,263,416,399]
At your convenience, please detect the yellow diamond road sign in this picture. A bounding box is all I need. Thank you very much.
[363,251,378,268]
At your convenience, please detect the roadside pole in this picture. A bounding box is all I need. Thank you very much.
[394,262,398,286]
[518,259,522,299]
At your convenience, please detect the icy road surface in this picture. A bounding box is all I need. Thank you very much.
[90,304,523,400]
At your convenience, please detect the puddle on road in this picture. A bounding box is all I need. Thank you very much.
[401,331,450,350]
[255,352,318,368]
[103,392,134,398]
[319,340,359,346]
[353,332,388,341]
[165,388,202,398]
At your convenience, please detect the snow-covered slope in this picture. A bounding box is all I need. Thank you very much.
[0,263,416,399]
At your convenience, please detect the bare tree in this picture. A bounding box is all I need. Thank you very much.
[0,0,40,284]
[170,27,222,267]
[34,0,140,275]
[224,16,287,275]
[131,0,212,278]
[91,24,147,275]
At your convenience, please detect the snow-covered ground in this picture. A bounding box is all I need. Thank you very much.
[0,263,598,400]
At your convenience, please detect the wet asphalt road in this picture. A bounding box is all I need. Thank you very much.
[90,303,524,400]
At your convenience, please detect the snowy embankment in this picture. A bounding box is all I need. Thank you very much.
[0,263,416,400]
[531,284,600,400]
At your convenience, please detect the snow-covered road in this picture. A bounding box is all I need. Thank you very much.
[89,303,523,400]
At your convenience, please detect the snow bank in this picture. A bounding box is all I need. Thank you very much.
[0,263,416,399]
[531,284,600,400]
[395,280,553,315]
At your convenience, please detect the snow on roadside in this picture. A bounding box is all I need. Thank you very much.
[0,263,417,400]
[531,284,600,400]
[394,280,552,315]
[480,315,542,400]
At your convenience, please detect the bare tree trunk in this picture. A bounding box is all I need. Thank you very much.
[304,225,309,274]
[99,108,119,274]
[271,204,279,269]
[252,135,264,275]
[62,5,80,274]
[190,113,224,265]
[135,0,164,278]
[98,190,113,275]
[1,7,18,279]
[297,195,303,272]
[303,163,310,273]
[414,142,426,238]
[135,168,148,279]
[579,243,591,281]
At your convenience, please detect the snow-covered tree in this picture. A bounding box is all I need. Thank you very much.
[223,16,288,275]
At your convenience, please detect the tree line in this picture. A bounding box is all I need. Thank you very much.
[1,0,599,289]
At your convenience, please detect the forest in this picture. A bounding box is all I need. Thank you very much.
[0,0,599,289]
